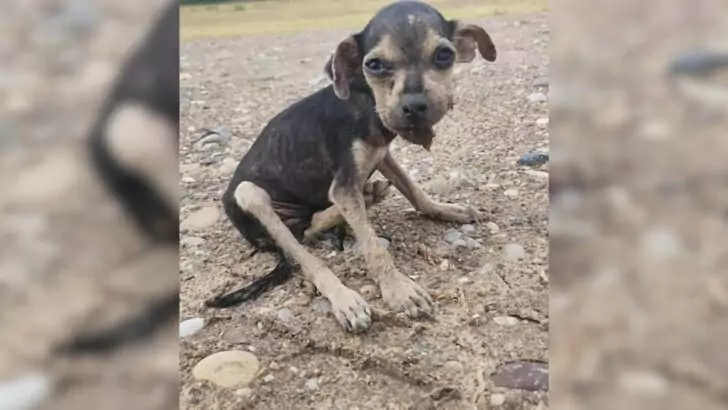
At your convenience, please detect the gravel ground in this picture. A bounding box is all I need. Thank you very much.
[0,1,177,409]
[180,11,549,410]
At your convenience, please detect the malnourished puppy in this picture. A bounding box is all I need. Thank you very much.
[56,1,179,354]
[209,0,496,332]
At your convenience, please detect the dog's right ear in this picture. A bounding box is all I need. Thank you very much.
[328,36,361,100]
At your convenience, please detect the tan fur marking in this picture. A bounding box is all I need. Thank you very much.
[233,181,371,331]
[105,103,178,209]
[378,152,485,223]
[351,139,388,187]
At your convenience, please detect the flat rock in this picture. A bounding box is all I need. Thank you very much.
[305,378,320,391]
[485,222,500,234]
[180,317,205,338]
[527,92,548,103]
[536,117,549,127]
[311,297,331,314]
[503,188,519,198]
[490,393,506,406]
[504,243,526,261]
[493,316,520,326]
[277,308,294,322]
[460,224,476,235]
[490,360,549,392]
[465,238,482,249]
[443,229,463,244]
[181,207,220,231]
[192,350,260,388]
[452,239,468,249]
[517,152,549,167]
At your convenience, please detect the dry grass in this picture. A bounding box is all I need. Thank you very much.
[180,0,548,40]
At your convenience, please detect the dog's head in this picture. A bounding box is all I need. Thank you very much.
[324,1,496,149]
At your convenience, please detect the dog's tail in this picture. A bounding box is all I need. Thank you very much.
[205,249,295,308]
[55,290,179,355]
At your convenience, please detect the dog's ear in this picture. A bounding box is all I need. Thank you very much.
[449,21,496,63]
[329,36,361,100]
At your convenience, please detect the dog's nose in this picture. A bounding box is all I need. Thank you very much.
[400,94,428,117]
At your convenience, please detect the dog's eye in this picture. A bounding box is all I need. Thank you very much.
[434,47,455,68]
[364,58,389,75]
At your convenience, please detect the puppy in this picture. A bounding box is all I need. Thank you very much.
[208,0,496,332]
[56,1,179,354]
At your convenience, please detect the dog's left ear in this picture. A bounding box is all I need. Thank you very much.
[327,35,361,100]
[449,21,497,63]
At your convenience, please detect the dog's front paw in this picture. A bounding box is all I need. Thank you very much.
[427,202,485,224]
[363,180,392,207]
[380,273,434,318]
[326,285,372,332]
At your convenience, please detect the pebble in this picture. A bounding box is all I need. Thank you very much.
[481,182,501,190]
[235,388,253,398]
[181,207,220,231]
[425,176,450,196]
[443,229,463,244]
[533,76,549,87]
[305,378,320,391]
[536,117,550,127]
[517,152,550,167]
[503,188,519,198]
[525,170,549,179]
[452,239,468,249]
[192,351,260,388]
[527,92,548,103]
[219,158,238,175]
[491,360,549,391]
[460,224,476,235]
[181,236,206,247]
[262,374,275,383]
[458,276,473,285]
[490,393,506,406]
[0,373,53,410]
[179,317,205,338]
[485,222,500,234]
[277,308,294,322]
[492,233,508,242]
[504,243,526,261]
[493,316,520,326]
[465,238,481,249]
[311,297,332,314]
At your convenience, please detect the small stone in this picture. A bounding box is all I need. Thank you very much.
[179,318,205,338]
[503,188,519,198]
[493,316,519,326]
[193,350,260,388]
[181,207,220,231]
[0,372,53,410]
[262,374,275,383]
[269,362,281,370]
[180,236,206,247]
[486,222,500,234]
[492,233,508,242]
[479,263,494,275]
[504,243,526,261]
[311,297,331,314]
[219,158,238,175]
[481,183,501,190]
[236,388,253,398]
[465,238,481,249]
[460,224,476,235]
[443,229,463,244]
[458,276,473,285]
[359,285,378,299]
[305,378,320,391]
[277,308,293,322]
[527,92,548,103]
[536,117,549,126]
[425,176,450,196]
[452,239,468,249]
[439,259,452,271]
[517,152,549,167]
[378,237,391,249]
[533,76,549,87]
[525,170,549,179]
[491,360,549,391]
[490,393,506,406]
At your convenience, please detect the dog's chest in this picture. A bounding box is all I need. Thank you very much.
[351,140,388,186]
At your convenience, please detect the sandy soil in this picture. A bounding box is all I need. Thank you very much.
[179,11,549,410]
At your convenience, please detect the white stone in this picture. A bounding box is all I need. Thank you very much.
[181,207,220,231]
[503,188,519,198]
[179,317,205,338]
[504,243,526,261]
[486,222,500,234]
[493,316,519,326]
[305,378,320,391]
[536,117,550,126]
[490,393,506,406]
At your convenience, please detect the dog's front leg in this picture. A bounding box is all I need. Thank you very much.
[378,152,485,223]
[329,177,434,318]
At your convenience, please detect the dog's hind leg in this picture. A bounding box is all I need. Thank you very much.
[303,180,392,241]
[229,181,372,332]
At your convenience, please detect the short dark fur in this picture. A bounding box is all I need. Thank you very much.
[56,2,180,355]
[210,1,495,308]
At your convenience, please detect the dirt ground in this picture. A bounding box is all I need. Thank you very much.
[0,1,178,409]
[179,9,549,410]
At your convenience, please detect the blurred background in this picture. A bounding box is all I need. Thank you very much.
[550,0,728,409]
[0,1,177,409]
